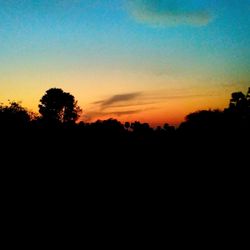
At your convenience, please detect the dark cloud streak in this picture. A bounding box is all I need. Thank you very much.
[85,90,216,122]
[95,92,142,109]
[102,92,142,107]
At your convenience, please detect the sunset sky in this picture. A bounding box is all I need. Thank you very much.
[0,0,250,126]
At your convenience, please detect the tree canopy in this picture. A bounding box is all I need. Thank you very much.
[39,88,81,126]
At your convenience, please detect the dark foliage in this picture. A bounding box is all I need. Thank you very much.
[0,101,30,129]
[39,88,82,127]
[1,87,249,139]
[0,88,249,162]
[1,87,249,215]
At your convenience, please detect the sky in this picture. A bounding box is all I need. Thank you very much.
[0,0,250,126]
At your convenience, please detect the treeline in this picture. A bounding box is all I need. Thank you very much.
[0,87,249,181]
[0,87,250,142]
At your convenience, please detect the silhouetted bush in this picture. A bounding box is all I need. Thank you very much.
[0,102,31,129]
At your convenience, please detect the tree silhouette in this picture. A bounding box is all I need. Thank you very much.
[228,90,249,114]
[0,101,30,128]
[39,88,81,126]
[130,121,153,138]
[163,123,175,133]
[179,109,224,135]
[246,88,250,108]
[124,122,130,131]
[225,88,250,130]
[247,88,250,99]
[0,85,249,150]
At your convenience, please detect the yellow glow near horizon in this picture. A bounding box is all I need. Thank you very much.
[0,65,247,126]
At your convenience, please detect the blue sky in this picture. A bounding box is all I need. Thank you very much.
[0,0,250,125]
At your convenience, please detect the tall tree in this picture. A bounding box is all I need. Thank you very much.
[39,88,81,125]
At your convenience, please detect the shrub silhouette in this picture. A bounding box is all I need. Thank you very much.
[0,101,30,129]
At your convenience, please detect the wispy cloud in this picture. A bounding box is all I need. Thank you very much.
[96,92,142,109]
[84,89,216,122]
[126,0,214,27]
[108,110,143,116]
[86,92,144,121]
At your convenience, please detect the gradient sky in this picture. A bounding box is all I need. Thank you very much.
[0,0,250,126]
